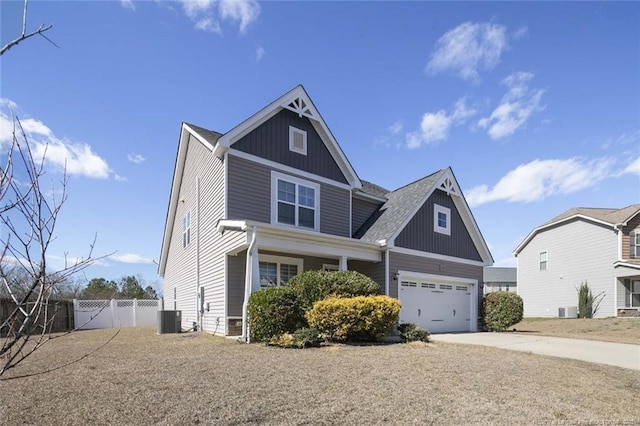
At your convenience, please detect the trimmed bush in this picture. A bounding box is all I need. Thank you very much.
[269,328,323,349]
[247,287,304,342]
[306,295,401,342]
[288,270,381,311]
[483,291,523,331]
[397,323,430,343]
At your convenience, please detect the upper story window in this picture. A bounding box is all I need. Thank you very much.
[271,171,320,231]
[631,231,640,258]
[289,126,307,155]
[539,251,548,271]
[433,204,451,236]
[182,211,191,248]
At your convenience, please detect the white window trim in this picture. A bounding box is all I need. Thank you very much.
[258,254,304,288]
[183,211,191,248]
[271,171,320,232]
[289,126,307,155]
[433,204,451,236]
[631,230,640,258]
[540,251,548,271]
[631,280,640,308]
[322,263,339,271]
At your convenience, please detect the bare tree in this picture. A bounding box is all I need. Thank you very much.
[0,117,101,377]
[0,0,57,56]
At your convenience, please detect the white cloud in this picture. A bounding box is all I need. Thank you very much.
[179,0,259,34]
[373,120,404,148]
[219,0,260,34]
[114,174,128,182]
[127,153,146,164]
[120,0,135,11]
[427,22,509,82]
[478,71,545,139]
[512,26,528,40]
[110,253,154,264]
[33,140,110,179]
[255,44,266,62]
[466,157,614,207]
[388,120,404,135]
[0,100,114,180]
[620,157,640,176]
[406,97,477,149]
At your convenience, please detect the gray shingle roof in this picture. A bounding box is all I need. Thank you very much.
[360,180,390,199]
[355,169,447,242]
[543,204,640,227]
[184,122,223,146]
[483,267,517,283]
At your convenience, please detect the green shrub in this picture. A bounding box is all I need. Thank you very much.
[247,287,304,342]
[575,280,605,318]
[397,323,430,343]
[483,291,524,331]
[306,295,400,342]
[288,270,381,311]
[269,328,323,349]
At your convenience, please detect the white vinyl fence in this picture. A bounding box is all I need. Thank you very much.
[73,299,160,329]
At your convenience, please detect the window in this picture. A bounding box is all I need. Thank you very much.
[258,255,303,288]
[271,172,320,231]
[183,211,191,248]
[173,287,177,310]
[289,126,307,155]
[540,251,548,271]
[632,280,640,308]
[322,264,339,271]
[434,204,451,235]
[631,231,640,258]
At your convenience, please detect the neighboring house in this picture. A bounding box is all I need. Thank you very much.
[514,205,640,318]
[483,267,517,295]
[158,85,493,337]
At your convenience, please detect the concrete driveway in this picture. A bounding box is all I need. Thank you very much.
[433,332,640,371]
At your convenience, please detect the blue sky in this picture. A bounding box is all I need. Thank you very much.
[1,1,638,294]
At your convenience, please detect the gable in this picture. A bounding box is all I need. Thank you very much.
[232,109,348,184]
[395,189,482,261]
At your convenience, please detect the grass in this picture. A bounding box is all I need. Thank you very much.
[512,317,640,345]
[1,327,639,425]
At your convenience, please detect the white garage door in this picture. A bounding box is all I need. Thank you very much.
[399,276,473,333]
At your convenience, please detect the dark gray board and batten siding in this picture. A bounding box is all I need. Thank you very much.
[227,155,351,238]
[395,189,482,262]
[232,109,348,185]
[352,197,383,238]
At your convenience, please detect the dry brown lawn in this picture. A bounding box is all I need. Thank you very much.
[512,317,640,345]
[1,327,638,425]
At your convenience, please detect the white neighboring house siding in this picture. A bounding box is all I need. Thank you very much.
[517,219,618,318]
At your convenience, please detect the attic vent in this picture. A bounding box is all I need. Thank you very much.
[284,96,314,119]
[440,177,457,195]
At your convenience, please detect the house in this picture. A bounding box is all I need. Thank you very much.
[514,205,640,318]
[483,267,517,295]
[158,85,493,337]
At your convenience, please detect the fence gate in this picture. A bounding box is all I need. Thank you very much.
[73,299,159,329]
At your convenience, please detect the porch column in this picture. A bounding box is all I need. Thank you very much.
[339,256,348,271]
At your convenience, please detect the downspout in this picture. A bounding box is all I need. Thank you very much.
[196,176,201,331]
[242,226,258,342]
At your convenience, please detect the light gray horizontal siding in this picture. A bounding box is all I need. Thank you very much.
[227,154,350,237]
[395,189,482,261]
[517,219,617,318]
[232,109,348,184]
[352,197,382,237]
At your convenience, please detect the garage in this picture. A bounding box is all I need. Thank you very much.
[398,272,477,333]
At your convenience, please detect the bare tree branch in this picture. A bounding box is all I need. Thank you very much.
[0,0,56,56]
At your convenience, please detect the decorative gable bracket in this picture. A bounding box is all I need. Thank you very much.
[439,177,457,196]
[282,96,316,120]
